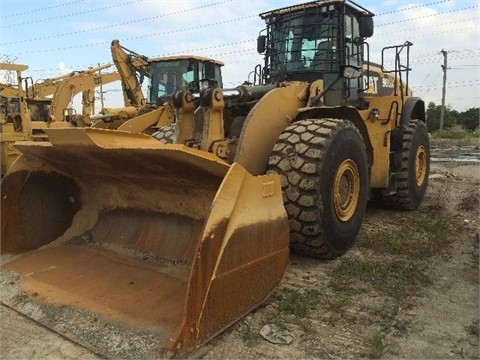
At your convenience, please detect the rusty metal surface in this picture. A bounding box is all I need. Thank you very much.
[1,128,289,357]
[2,128,229,254]
[3,245,189,332]
[168,163,289,355]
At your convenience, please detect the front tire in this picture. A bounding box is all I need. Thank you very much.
[152,124,175,144]
[268,119,369,259]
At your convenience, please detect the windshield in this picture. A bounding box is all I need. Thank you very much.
[147,59,223,104]
[148,60,197,104]
[269,11,340,76]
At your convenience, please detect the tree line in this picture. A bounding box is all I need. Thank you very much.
[426,102,479,132]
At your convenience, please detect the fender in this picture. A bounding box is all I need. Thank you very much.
[234,83,309,175]
[401,97,426,129]
[389,97,426,171]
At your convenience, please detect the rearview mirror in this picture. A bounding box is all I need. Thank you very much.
[359,16,374,38]
[257,35,266,54]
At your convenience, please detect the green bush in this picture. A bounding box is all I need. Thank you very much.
[426,102,479,132]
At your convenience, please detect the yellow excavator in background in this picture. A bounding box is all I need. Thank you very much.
[1,1,429,358]
[25,62,122,123]
[0,62,121,175]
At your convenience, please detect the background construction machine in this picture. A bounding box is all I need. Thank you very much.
[88,40,224,134]
[23,63,121,123]
[0,62,121,175]
[1,0,429,358]
[1,44,224,175]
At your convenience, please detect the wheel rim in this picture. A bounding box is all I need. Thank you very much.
[333,159,360,222]
[415,145,427,187]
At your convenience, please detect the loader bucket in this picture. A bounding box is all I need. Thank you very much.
[0,128,289,359]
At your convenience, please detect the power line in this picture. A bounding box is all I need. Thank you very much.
[2,2,477,55]
[7,15,257,55]
[417,72,443,99]
[20,46,478,75]
[412,51,480,65]
[406,48,480,63]
[369,26,477,45]
[0,0,84,18]
[14,19,477,57]
[19,47,259,78]
[376,0,453,16]
[0,0,234,45]
[414,79,480,88]
[151,40,255,58]
[376,18,478,36]
[376,5,478,27]
[3,1,478,89]
[0,0,146,28]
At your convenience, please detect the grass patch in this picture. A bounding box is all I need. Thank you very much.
[278,289,321,318]
[327,294,351,315]
[360,212,455,259]
[369,329,387,359]
[321,293,353,325]
[240,324,257,344]
[465,320,480,337]
[457,193,480,212]
[329,257,430,299]
[431,127,480,143]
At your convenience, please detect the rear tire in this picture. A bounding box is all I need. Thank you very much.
[152,124,175,144]
[268,119,369,259]
[378,120,430,210]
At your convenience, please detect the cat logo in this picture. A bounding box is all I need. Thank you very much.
[364,75,379,94]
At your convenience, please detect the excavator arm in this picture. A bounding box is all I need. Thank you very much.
[28,63,112,99]
[110,40,149,107]
[47,69,121,122]
[23,63,121,122]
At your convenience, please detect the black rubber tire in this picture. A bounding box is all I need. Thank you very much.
[152,124,175,144]
[227,116,246,139]
[380,120,430,210]
[268,119,369,259]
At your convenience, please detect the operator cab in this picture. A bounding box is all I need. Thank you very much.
[147,56,224,105]
[257,0,374,106]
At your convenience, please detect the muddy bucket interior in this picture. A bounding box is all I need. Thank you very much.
[0,128,289,358]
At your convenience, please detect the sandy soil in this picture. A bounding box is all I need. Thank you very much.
[1,141,479,359]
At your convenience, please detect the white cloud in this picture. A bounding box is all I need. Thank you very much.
[58,62,72,75]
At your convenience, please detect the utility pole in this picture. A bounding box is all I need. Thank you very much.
[439,49,448,131]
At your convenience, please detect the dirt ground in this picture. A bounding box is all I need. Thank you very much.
[0,139,479,359]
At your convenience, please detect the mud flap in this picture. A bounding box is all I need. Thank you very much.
[1,127,289,358]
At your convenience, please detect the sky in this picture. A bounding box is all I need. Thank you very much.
[0,0,479,113]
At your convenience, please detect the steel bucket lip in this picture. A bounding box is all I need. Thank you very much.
[16,127,230,178]
[1,129,291,358]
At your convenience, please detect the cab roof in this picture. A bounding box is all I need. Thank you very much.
[148,55,224,67]
[259,0,374,20]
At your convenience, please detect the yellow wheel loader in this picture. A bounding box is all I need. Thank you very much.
[1,1,429,358]
[87,40,224,135]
